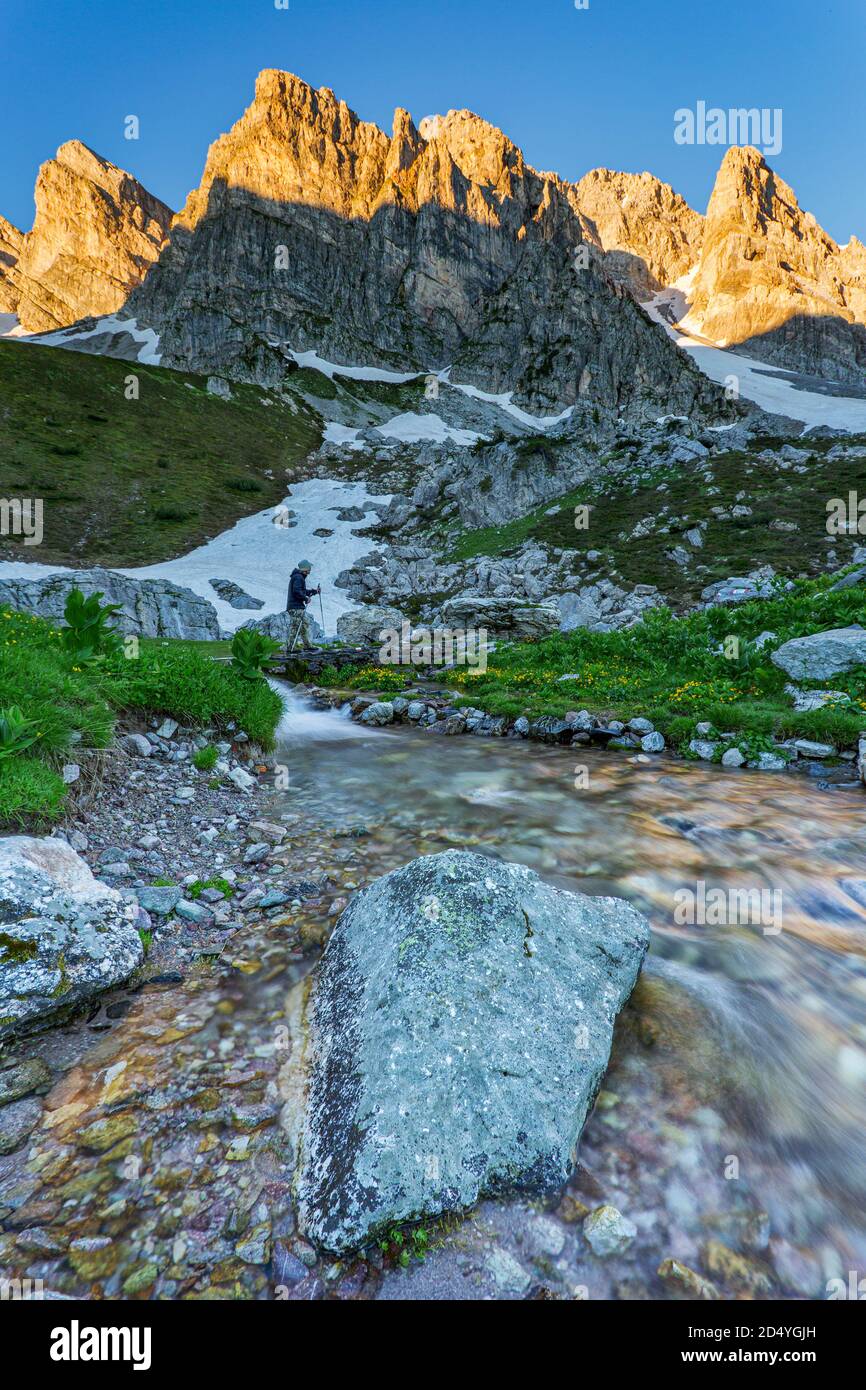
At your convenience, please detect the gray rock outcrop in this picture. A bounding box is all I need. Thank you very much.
[335,605,405,646]
[209,577,264,609]
[0,568,221,639]
[290,849,649,1251]
[771,627,866,681]
[240,609,324,645]
[439,595,560,639]
[0,836,144,1040]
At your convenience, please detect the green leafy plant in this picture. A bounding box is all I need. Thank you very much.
[378,1225,431,1267]
[192,744,219,771]
[187,875,234,900]
[0,705,41,759]
[231,628,281,680]
[62,588,123,663]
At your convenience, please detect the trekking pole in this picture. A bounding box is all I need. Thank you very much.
[318,587,325,638]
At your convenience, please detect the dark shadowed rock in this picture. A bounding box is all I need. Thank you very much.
[291,848,649,1252]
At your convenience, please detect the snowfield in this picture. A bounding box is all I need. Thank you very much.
[0,478,391,636]
[375,411,485,445]
[1,313,162,364]
[645,281,866,432]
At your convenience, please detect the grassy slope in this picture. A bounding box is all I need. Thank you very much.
[445,434,866,606]
[0,341,322,568]
[0,611,281,828]
[440,574,866,751]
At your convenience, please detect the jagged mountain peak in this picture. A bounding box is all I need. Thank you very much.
[573,165,703,294]
[8,140,173,333]
[124,68,720,423]
[684,144,866,381]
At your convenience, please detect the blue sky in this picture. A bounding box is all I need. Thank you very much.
[2,0,863,243]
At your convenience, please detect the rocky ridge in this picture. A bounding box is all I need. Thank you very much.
[125,71,723,421]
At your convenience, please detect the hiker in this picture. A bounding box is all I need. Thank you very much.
[285,559,320,650]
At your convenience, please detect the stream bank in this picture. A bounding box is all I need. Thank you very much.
[2,688,865,1300]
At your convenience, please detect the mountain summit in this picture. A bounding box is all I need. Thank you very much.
[2,141,172,333]
[2,72,863,404]
[684,145,866,383]
[125,70,715,419]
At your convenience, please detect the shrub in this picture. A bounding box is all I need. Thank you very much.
[225,477,263,494]
[62,587,123,663]
[192,744,219,771]
[231,628,281,681]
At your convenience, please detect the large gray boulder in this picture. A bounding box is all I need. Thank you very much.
[291,849,649,1251]
[241,610,324,645]
[0,837,144,1041]
[0,568,221,640]
[335,605,405,646]
[439,596,560,639]
[772,627,866,681]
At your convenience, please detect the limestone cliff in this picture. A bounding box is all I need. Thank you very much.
[13,141,173,333]
[572,167,703,297]
[684,146,866,384]
[128,71,719,420]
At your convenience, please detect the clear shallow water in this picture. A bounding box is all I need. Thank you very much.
[274,693,866,1291]
[2,691,865,1299]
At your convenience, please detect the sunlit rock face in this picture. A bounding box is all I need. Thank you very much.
[12,141,172,333]
[684,146,866,384]
[0,214,23,313]
[127,70,721,421]
[571,167,703,297]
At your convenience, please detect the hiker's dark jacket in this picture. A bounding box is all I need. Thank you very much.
[287,569,315,610]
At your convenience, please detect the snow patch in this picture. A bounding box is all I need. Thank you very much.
[441,370,574,430]
[7,314,162,365]
[289,348,420,383]
[0,478,390,637]
[645,282,866,432]
[323,422,364,450]
[375,411,484,445]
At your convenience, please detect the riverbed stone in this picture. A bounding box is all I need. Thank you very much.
[291,849,649,1252]
[0,1096,43,1154]
[721,747,745,768]
[583,1204,637,1256]
[0,1057,52,1106]
[358,701,394,727]
[0,836,144,1041]
[640,732,665,753]
[136,885,182,916]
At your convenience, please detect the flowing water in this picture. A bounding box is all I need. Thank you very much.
[2,688,865,1300]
